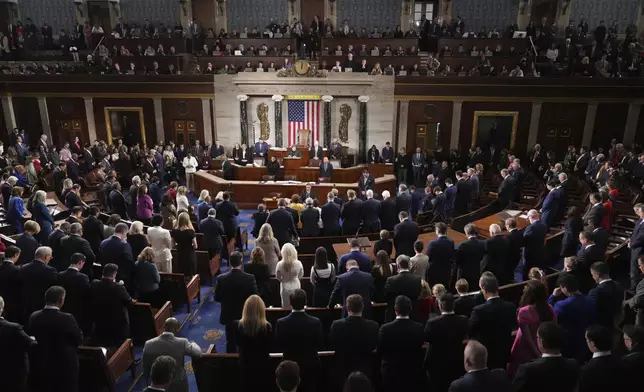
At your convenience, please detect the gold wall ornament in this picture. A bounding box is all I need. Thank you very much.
[338,104,352,143]
[256,102,271,140]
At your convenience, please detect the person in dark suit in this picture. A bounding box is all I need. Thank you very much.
[627,256,644,327]
[48,222,70,271]
[469,275,517,370]
[214,251,258,353]
[541,180,561,230]
[329,294,379,385]
[319,156,333,178]
[321,192,342,236]
[60,222,96,278]
[454,171,472,217]
[381,142,394,163]
[426,222,455,287]
[512,321,580,392]
[341,190,363,235]
[82,206,105,255]
[448,340,512,392]
[20,246,58,321]
[384,256,422,322]
[576,231,605,293]
[357,170,375,198]
[90,263,134,347]
[109,182,129,219]
[561,207,584,258]
[431,186,448,221]
[522,210,548,281]
[300,184,317,202]
[200,208,226,259]
[144,356,177,392]
[505,218,524,281]
[329,260,374,317]
[396,184,412,214]
[66,156,81,183]
[622,324,644,388]
[629,203,644,288]
[300,201,320,237]
[310,140,324,161]
[410,185,425,220]
[215,192,240,243]
[338,239,372,273]
[582,193,604,229]
[588,262,623,329]
[454,279,478,318]
[482,224,511,285]
[393,211,420,257]
[497,169,516,207]
[27,286,83,392]
[0,247,22,322]
[0,295,33,392]
[361,190,381,233]
[15,220,39,266]
[99,223,136,290]
[424,293,469,392]
[443,178,457,220]
[57,253,91,334]
[455,224,485,290]
[275,289,323,392]
[266,199,298,247]
[378,295,425,392]
[251,204,269,239]
[379,191,398,231]
[578,325,626,392]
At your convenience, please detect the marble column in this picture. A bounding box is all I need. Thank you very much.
[272,95,284,147]
[321,95,333,150]
[324,0,337,29]
[401,0,414,31]
[450,100,462,150]
[37,97,53,142]
[288,0,301,25]
[1,96,16,135]
[582,103,598,148]
[75,0,89,25]
[527,101,542,148]
[358,96,369,163]
[623,102,642,146]
[237,94,249,145]
[202,98,213,144]
[397,100,409,151]
[211,99,217,141]
[153,98,165,144]
[215,0,228,33]
[517,0,532,29]
[83,97,97,143]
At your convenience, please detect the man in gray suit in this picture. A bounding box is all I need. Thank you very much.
[142,318,203,392]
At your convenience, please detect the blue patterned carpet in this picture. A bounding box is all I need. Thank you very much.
[116,208,257,392]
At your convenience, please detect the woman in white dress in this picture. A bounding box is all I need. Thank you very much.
[275,243,304,308]
[176,186,190,212]
[147,214,173,272]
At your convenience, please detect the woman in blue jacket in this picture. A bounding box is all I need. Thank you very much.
[7,186,26,233]
[32,190,54,245]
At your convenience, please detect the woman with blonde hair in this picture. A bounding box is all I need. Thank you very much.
[234,295,272,392]
[176,186,190,212]
[127,220,149,260]
[255,223,281,275]
[197,189,210,204]
[417,279,437,323]
[275,243,304,308]
[61,178,74,200]
[172,211,197,276]
[135,247,161,306]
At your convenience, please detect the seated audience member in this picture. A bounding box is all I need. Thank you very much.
[578,325,626,392]
[449,340,512,391]
[424,292,469,391]
[329,294,379,384]
[146,356,178,392]
[90,263,134,347]
[338,238,371,273]
[27,286,83,392]
[512,321,580,392]
[275,289,323,392]
[142,318,202,392]
[373,229,393,258]
[378,295,425,392]
[276,360,301,392]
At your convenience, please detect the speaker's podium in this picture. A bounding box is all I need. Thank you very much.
[348,237,371,252]
[283,157,302,170]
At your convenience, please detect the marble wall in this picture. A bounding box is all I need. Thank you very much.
[212,73,395,157]
[570,0,640,30]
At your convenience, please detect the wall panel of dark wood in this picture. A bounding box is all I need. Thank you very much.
[92,98,157,145]
[635,105,644,148]
[12,97,42,147]
[537,102,587,160]
[460,102,532,156]
[406,101,453,153]
[592,103,628,151]
[46,97,88,147]
[161,98,204,144]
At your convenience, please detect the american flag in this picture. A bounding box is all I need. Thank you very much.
[287,100,320,147]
